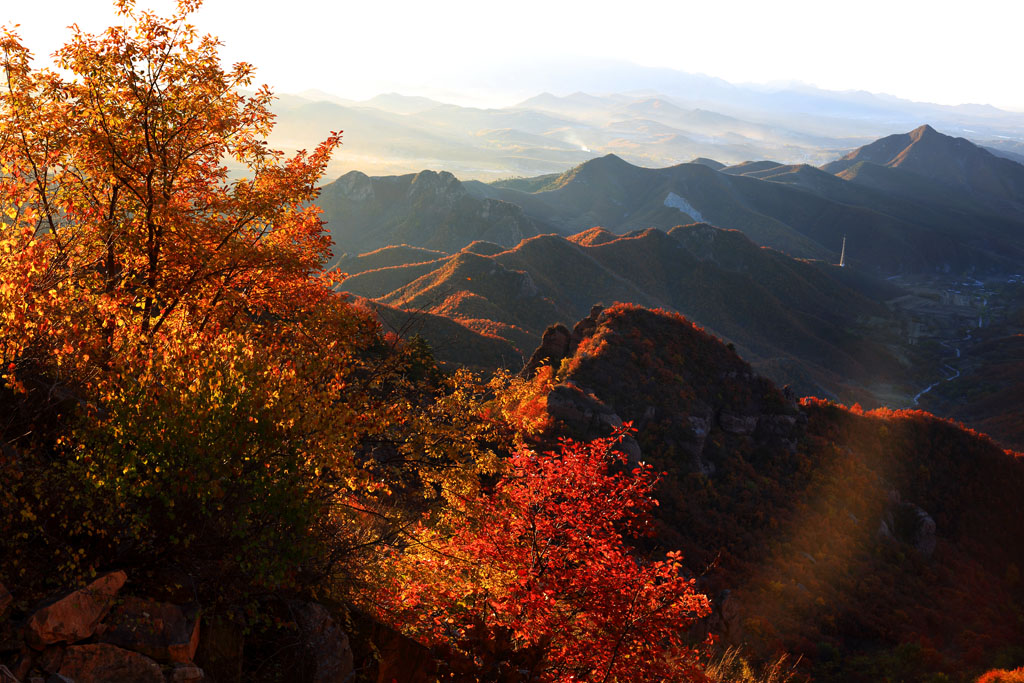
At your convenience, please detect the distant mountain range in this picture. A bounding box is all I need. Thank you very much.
[317,124,1024,409]
[267,64,1024,182]
[322,126,1024,275]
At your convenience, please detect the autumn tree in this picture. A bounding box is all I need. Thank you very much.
[0,0,503,601]
[371,430,712,682]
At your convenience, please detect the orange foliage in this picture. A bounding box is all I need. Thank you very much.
[978,668,1024,683]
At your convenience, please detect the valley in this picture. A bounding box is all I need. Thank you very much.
[4,7,1024,679]
[322,126,1024,448]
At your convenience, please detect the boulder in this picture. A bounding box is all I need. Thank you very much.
[289,602,354,683]
[26,571,127,649]
[57,643,163,683]
[98,596,200,664]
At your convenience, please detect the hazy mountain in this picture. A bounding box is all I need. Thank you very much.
[265,89,872,181]
[359,92,445,114]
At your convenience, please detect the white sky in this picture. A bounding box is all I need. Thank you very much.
[4,0,1022,110]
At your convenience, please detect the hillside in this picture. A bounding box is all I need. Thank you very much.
[317,169,550,258]
[918,333,1024,450]
[823,124,1024,209]
[534,304,1024,681]
[340,224,917,405]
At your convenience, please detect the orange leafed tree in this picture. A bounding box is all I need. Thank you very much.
[372,431,712,682]
[1,0,339,371]
[0,1,497,595]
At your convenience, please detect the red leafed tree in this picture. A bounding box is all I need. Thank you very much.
[373,430,712,682]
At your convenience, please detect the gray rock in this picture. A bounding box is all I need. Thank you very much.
[878,494,938,558]
[718,411,758,435]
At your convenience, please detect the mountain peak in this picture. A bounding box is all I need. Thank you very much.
[822,124,1024,205]
[910,123,938,139]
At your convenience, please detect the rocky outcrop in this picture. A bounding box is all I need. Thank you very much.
[878,490,938,558]
[58,643,164,683]
[570,304,604,347]
[26,572,126,649]
[521,305,605,379]
[545,382,642,461]
[718,410,759,435]
[98,597,200,664]
[2,573,215,682]
[331,170,375,203]
[521,324,572,378]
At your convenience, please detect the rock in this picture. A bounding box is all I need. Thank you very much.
[37,645,65,673]
[878,494,938,558]
[289,602,353,683]
[545,383,642,462]
[26,572,127,649]
[12,648,33,681]
[98,597,200,664]
[517,271,539,298]
[570,304,604,346]
[521,324,572,378]
[718,411,758,435]
[168,663,205,681]
[58,644,163,683]
[334,171,374,202]
[688,415,711,439]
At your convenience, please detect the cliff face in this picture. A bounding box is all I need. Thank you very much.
[526,304,1024,679]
